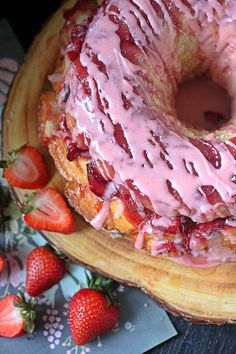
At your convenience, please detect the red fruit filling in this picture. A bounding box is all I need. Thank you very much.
[87,162,110,198]
[189,138,221,169]
[85,159,230,256]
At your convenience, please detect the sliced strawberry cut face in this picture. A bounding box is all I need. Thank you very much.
[23,188,76,234]
[3,146,50,189]
[0,295,24,338]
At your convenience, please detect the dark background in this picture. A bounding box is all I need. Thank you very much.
[1,1,236,353]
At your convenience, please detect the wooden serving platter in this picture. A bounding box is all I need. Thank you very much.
[3,0,236,324]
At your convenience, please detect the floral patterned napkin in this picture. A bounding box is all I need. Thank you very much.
[0,18,177,354]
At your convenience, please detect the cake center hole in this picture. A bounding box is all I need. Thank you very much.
[175,76,231,131]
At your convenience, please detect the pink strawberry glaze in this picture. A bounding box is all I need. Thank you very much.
[63,0,236,219]
[59,0,236,265]
[91,201,110,230]
[173,256,220,268]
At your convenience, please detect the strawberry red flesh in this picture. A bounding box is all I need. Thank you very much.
[23,188,76,234]
[0,295,25,338]
[0,294,35,338]
[3,146,50,189]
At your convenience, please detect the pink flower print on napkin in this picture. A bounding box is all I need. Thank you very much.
[0,251,25,290]
[0,57,18,105]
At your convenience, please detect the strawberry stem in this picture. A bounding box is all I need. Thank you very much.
[21,193,36,214]
[0,185,13,231]
[84,271,119,305]
[44,244,70,264]
[0,160,7,168]
[14,289,36,334]
[0,145,27,168]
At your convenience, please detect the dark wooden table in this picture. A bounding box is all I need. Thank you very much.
[2,1,236,353]
[150,315,236,354]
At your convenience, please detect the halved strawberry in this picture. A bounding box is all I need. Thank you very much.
[1,146,50,189]
[22,188,76,234]
[0,293,35,338]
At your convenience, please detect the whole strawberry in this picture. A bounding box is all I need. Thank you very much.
[69,273,119,345]
[0,292,36,337]
[26,245,67,296]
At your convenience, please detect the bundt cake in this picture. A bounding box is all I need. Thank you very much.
[39,0,236,266]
